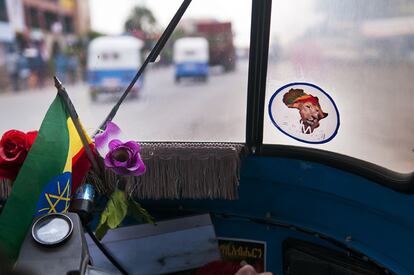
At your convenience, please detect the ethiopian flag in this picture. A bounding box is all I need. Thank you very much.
[0,94,92,260]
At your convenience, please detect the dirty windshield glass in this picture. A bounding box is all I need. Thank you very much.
[0,0,250,142]
[264,0,414,173]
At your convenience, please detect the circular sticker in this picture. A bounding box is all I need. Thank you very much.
[268,82,340,144]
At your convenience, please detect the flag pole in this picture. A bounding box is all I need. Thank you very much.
[94,0,192,137]
[55,77,130,275]
[54,76,101,175]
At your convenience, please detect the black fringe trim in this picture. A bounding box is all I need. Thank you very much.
[1,142,246,201]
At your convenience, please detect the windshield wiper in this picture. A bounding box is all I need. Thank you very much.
[94,0,192,136]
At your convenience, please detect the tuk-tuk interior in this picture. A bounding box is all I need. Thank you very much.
[91,1,413,274]
[0,0,413,274]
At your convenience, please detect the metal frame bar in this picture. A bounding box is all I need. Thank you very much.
[245,0,272,154]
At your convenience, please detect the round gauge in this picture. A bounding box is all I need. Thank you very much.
[32,213,73,245]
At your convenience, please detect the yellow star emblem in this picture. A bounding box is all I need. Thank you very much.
[38,179,71,214]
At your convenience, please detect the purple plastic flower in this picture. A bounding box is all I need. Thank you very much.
[95,122,145,176]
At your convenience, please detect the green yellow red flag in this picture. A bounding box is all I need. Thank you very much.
[0,94,91,260]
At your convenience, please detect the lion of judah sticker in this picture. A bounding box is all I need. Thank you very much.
[268,82,340,144]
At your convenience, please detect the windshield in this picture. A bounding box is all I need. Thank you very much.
[0,0,251,142]
[264,0,414,173]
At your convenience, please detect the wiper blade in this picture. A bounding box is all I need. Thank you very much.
[94,0,192,136]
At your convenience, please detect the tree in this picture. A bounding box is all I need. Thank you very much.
[159,27,187,65]
[124,6,157,38]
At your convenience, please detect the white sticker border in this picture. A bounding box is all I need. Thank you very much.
[268,82,340,144]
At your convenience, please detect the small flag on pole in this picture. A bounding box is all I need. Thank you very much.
[0,94,92,260]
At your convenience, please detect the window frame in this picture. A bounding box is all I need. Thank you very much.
[244,0,414,193]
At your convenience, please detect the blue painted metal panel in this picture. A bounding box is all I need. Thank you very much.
[143,156,414,274]
[212,216,342,275]
[175,62,209,77]
[88,69,143,87]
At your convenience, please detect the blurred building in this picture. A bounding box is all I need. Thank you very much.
[1,0,90,56]
[0,0,20,87]
[21,0,90,57]
[0,0,90,89]
[21,0,90,35]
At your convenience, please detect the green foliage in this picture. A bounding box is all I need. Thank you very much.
[160,27,187,65]
[88,30,105,40]
[94,189,155,240]
[124,6,157,34]
[128,197,155,225]
[95,190,128,240]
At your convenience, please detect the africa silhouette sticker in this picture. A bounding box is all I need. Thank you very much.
[268,82,340,144]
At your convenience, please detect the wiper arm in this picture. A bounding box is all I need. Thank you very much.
[146,0,192,63]
[94,0,192,136]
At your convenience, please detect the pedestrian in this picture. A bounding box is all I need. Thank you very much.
[52,42,68,83]
[18,53,30,90]
[35,52,46,88]
[5,48,20,92]
[25,47,38,89]
[54,52,68,83]
[32,43,46,88]
[67,53,78,84]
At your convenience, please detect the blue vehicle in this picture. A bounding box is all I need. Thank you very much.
[173,37,209,82]
[87,36,144,101]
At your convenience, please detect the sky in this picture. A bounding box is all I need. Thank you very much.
[89,0,321,48]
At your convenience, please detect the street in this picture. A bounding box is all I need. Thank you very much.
[0,60,412,173]
[0,62,249,142]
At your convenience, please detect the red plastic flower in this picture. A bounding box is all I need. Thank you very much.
[0,130,38,181]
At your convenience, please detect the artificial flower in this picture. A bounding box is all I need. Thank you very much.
[95,121,145,176]
[94,121,152,240]
[0,130,38,181]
